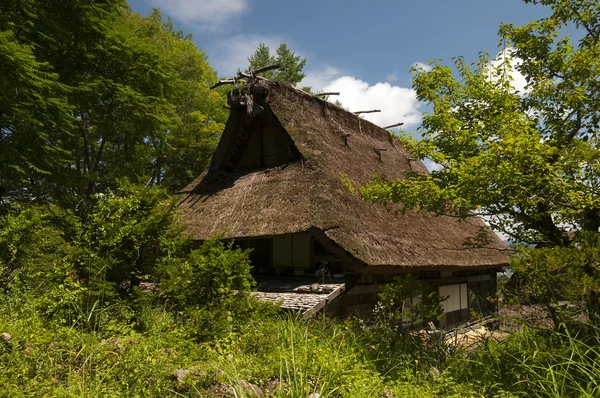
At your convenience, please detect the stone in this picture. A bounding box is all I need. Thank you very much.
[175,368,189,383]
[237,380,262,396]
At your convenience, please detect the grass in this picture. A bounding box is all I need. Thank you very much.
[1,298,598,397]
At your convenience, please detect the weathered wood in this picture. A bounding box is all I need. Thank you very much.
[382,122,404,129]
[209,64,280,90]
[315,92,340,97]
[353,109,381,115]
[253,63,281,74]
[210,79,235,90]
[237,72,267,81]
[302,283,346,319]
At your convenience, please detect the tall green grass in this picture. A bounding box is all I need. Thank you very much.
[2,297,597,397]
[454,324,600,397]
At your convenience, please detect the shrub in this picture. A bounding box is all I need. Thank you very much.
[158,238,274,340]
[0,206,82,323]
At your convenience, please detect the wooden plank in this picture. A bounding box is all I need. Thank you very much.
[302,283,345,319]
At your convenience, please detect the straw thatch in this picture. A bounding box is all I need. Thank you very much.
[177,81,509,271]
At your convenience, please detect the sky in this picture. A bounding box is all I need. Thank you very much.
[128,0,550,134]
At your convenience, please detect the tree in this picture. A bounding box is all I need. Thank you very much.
[0,2,227,208]
[0,0,118,205]
[358,0,600,326]
[140,10,228,192]
[247,43,306,86]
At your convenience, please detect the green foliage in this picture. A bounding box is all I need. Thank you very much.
[247,43,307,86]
[358,0,600,325]
[358,276,451,378]
[0,29,72,201]
[247,43,275,74]
[454,326,600,397]
[74,182,188,325]
[376,275,446,328]
[506,232,600,329]
[0,206,81,320]
[0,183,189,329]
[0,302,203,397]
[158,238,272,340]
[0,2,226,205]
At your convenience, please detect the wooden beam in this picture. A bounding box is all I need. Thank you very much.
[353,109,381,115]
[237,72,267,81]
[302,283,345,319]
[315,92,340,97]
[210,79,235,90]
[253,63,281,74]
[382,122,404,129]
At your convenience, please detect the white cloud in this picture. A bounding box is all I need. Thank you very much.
[300,65,342,91]
[210,34,285,78]
[322,76,422,128]
[488,48,528,95]
[423,158,443,172]
[412,62,433,72]
[147,0,247,29]
[386,71,399,83]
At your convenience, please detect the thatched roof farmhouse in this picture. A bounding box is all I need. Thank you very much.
[177,80,509,327]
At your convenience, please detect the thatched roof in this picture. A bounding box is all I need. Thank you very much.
[177,81,509,271]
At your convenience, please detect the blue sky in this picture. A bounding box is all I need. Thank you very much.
[128,0,549,130]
